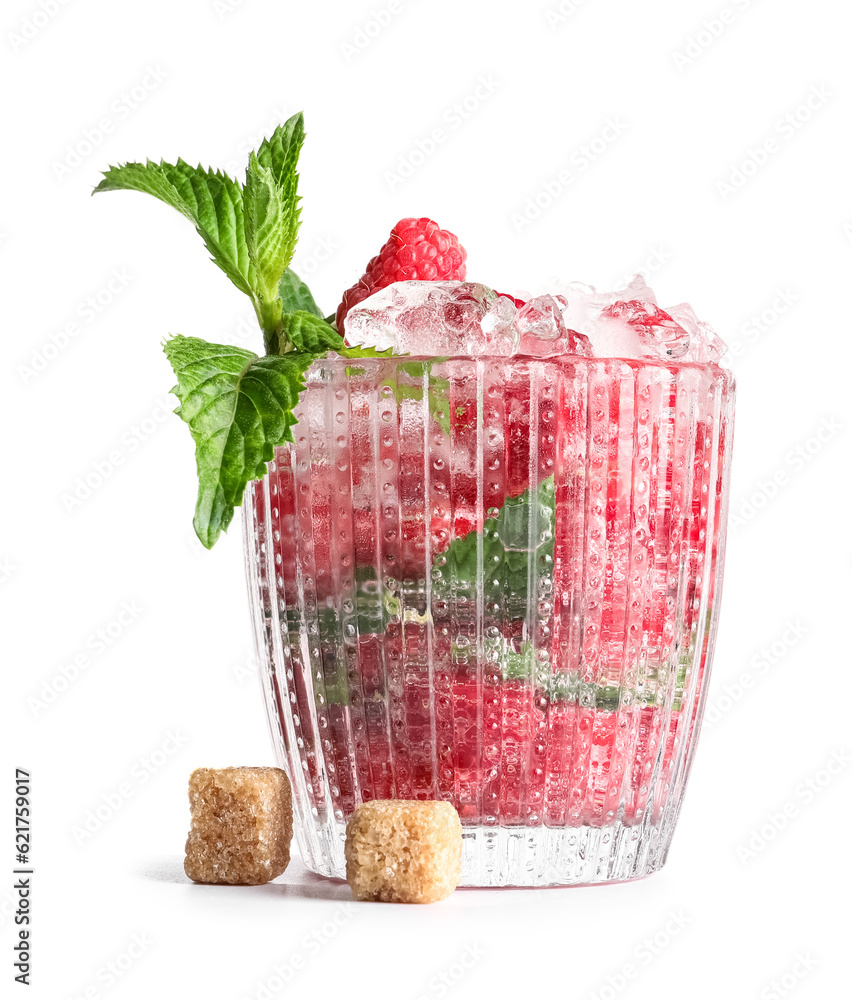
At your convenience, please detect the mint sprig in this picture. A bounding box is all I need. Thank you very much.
[94,112,308,354]
[94,112,410,546]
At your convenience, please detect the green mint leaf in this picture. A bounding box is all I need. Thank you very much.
[310,569,410,705]
[244,114,304,306]
[280,311,346,353]
[278,310,404,360]
[279,269,323,317]
[254,112,305,194]
[496,637,619,706]
[334,357,448,431]
[370,360,450,435]
[93,159,254,297]
[244,157,296,305]
[501,639,538,682]
[435,476,556,609]
[338,344,400,359]
[244,153,287,301]
[163,334,322,548]
[278,311,403,359]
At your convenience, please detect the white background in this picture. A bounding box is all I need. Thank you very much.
[3,0,851,997]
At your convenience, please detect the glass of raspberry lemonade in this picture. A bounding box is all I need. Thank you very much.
[93,121,735,887]
[244,270,735,887]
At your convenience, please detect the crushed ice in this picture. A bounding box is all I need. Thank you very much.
[342,276,726,362]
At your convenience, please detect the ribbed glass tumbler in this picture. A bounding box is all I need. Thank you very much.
[243,355,735,886]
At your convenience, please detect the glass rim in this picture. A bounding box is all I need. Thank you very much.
[312,352,733,375]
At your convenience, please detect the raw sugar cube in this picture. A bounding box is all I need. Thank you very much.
[344,800,462,903]
[184,767,292,885]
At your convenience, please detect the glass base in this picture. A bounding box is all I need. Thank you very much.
[299,817,669,888]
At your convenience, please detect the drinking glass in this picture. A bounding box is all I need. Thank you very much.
[243,354,735,885]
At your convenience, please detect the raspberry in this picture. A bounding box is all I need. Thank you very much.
[336,217,467,334]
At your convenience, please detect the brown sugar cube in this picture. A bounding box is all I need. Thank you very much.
[344,800,462,903]
[184,767,292,885]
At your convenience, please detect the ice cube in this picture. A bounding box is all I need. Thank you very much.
[517,295,564,342]
[541,274,657,337]
[481,294,518,336]
[343,280,496,356]
[664,302,726,362]
[587,300,690,360]
[541,280,598,333]
[596,274,658,309]
[516,295,593,358]
[468,294,519,356]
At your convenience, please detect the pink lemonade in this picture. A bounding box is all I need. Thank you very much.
[246,349,734,885]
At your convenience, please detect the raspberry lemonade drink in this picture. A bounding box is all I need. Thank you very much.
[246,277,734,886]
[95,114,734,886]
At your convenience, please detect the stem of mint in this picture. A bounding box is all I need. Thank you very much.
[255,297,286,354]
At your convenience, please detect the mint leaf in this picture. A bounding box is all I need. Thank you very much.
[496,637,620,706]
[278,312,401,360]
[254,112,305,199]
[244,114,304,307]
[93,159,254,295]
[363,360,450,434]
[279,269,323,317]
[280,311,346,353]
[307,569,405,705]
[501,639,538,682]
[436,477,556,609]
[402,361,451,434]
[338,344,400,360]
[278,313,401,360]
[164,334,323,548]
[334,356,448,432]
[244,154,290,302]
